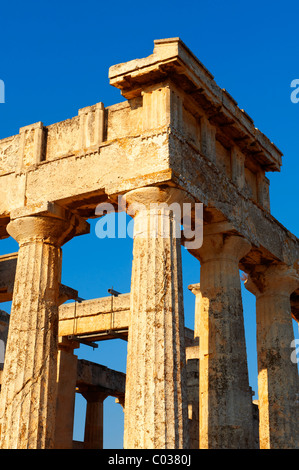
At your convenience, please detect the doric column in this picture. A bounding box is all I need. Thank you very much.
[186,345,200,449]
[54,337,79,449]
[123,186,190,449]
[0,204,88,449]
[188,283,201,340]
[192,232,255,449]
[187,284,201,449]
[245,264,299,449]
[82,391,107,449]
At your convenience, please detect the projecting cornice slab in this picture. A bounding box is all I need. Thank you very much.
[109,37,282,172]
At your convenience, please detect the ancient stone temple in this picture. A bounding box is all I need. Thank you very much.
[0,38,298,449]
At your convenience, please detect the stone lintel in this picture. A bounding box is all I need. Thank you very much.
[105,169,174,200]
[76,359,126,398]
[58,293,131,338]
[58,293,196,345]
[58,285,79,306]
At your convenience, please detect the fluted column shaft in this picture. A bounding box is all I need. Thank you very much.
[246,265,299,449]
[0,212,77,449]
[195,233,255,449]
[123,186,190,449]
[83,391,107,449]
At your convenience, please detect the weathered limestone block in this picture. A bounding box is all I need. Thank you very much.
[76,359,126,398]
[200,116,216,164]
[18,122,46,171]
[46,116,81,160]
[58,293,131,338]
[123,186,190,449]
[257,172,270,211]
[106,100,143,141]
[78,102,105,150]
[142,84,171,131]
[142,81,185,137]
[0,204,89,449]
[231,145,245,191]
[0,134,20,175]
[191,232,255,449]
[245,265,299,449]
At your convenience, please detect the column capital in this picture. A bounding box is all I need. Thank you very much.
[7,202,89,247]
[115,394,125,410]
[188,283,201,296]
[245,264,299,298]
[122,185,193,216]
[192,231,251,264]
[81,389,108,403]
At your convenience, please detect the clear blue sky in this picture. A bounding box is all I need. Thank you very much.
[0,0,298,448]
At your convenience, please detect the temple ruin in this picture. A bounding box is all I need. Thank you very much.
[0,38,298,449]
